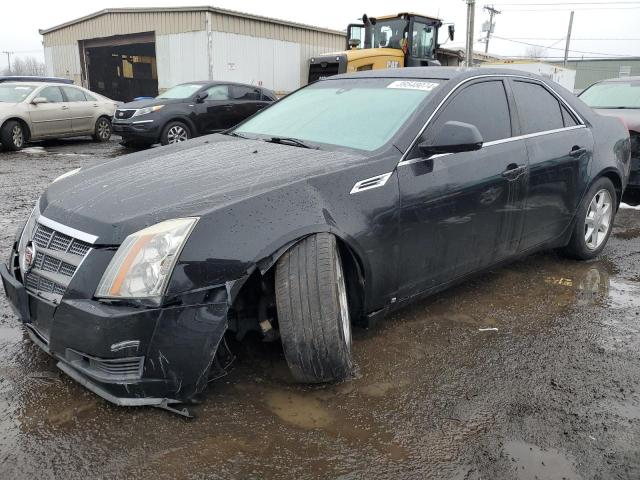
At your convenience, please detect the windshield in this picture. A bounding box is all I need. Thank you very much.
[366,18,409,49]
[157,84,202,99]
[580,81,640,108]
[234,78,441,151]
[0,84,35,103]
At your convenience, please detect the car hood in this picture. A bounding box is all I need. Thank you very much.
[594,108,640,132]
[40,135,365,244]
[119,98,186,109]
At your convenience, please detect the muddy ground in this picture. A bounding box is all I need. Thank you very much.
[0,138,639,480]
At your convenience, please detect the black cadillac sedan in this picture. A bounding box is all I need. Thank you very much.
[112,81,276,147]
[1,68,631,415]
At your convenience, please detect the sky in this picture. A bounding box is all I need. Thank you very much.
[1,0,640,70]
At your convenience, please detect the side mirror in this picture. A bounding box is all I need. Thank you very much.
[448,25,455,42]
[32,97,48,105]
[348,38,361,48]
[196,92,208,103]
[418,121,483,156]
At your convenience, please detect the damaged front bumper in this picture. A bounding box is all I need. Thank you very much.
[1,257,230,415]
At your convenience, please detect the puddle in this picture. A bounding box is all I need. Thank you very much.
[0,326,23,343]
[21,147,46,155]
[607,279,640,310]
[608,400,640,420]
[503,441,580,480]
[265,390,334,429]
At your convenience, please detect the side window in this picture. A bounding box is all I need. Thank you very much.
[512,81,564,134]
[430,80,512,143]
[84,92,97,102]
[39,86,64,103]
[62,87,88,102]
[232,86,261,101]
[411,22,435,58]
[205,85,230,101]
[561,104,579,127]
[261,91,276,101]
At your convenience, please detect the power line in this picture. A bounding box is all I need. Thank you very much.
[500,37,640,41]
[500,6,640,11]
[492,1,640,5]
[492,35,639,57]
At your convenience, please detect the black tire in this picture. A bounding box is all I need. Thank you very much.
[160,121,191,146]
[275,233,353,383]
[92,117,112,142]
[562,177,617,260]
[0,120,26,151]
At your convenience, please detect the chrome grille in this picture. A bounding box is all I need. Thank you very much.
[22,221,93,302]
[66,349,144,382]
[115,109,135,120]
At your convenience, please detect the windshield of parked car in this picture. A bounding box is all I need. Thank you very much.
[157,83,202,99]
[233,78,441,151]
[0,84,35,103]
[580,81,640,108]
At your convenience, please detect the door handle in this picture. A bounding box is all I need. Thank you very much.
[501,163,527,179]
[569,146,587,157]
[222,104,233,110]
[61,105,69,110]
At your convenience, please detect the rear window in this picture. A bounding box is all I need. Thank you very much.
[512,81,564,134]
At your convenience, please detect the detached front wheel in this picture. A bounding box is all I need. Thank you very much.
[275,233,353,383]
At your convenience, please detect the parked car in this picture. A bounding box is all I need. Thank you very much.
[0,82,117,151]
[112,81,277,147]
[1,68,630,414]
[579,77,640,195]
[0,75,73,84]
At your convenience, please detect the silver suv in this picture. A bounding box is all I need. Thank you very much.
[0,82,118,151]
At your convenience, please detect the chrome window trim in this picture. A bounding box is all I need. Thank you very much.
[132,119,154,124]
[38,215,98,244]
[397,73,586,168]
[350,172,393,194]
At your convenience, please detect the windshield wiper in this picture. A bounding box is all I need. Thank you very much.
[225,131,250,139]
[263,136,317,149]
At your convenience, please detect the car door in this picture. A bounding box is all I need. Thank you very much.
[230,85,267,123]
[196,84,235,132]
[61,86,95,133]
[396,79,529,298]
[27,86,71,138]
[509,79,594,251]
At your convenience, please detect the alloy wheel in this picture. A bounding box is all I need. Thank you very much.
[335,252,351,349]
[12,125,24,148]
[584,189,613,250]
[97,119,111,140]
[167,126,188,143]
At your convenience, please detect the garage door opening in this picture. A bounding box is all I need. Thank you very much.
[81,32,158,102]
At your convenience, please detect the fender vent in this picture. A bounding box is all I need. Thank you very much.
[350,172,393,194]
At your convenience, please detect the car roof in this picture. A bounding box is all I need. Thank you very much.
[328,66,548,83]
[1,81,81,88]
[177,80,270,90]
[592,76,640,83]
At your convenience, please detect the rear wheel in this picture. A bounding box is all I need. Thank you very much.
[92,117,112,142]
[562,177,616,260]
[161,121,191,145]
[1,120,25,151]
[275,233,353,383]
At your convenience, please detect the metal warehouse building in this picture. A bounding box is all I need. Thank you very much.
[40,6,346,101]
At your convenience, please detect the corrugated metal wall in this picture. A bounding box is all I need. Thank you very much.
[210,31,301,93]
[156,31,210,89]
[550,59,640,90]
[41,9,345,92]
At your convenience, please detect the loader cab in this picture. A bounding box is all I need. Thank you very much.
[347,13,446,66]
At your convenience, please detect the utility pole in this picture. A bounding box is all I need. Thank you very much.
[563,10,574,67]
[2,51,13,73]
[483,5,501,54]
[465,0,476,67]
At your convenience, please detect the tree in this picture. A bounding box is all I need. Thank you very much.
[3,56,46,76]
[525,45,547,59]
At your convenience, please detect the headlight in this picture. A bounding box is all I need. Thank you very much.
[132,105,164,117]
[95,217,198,300]
[17,201,40,271]
[51,168,81,184]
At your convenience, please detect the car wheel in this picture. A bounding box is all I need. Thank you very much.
[1,120,26,151]
[93,117,112,142]
[161,121,191,145]
[562,177,616,260]
[275,233,353,383]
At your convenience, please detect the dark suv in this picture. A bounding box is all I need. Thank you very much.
[112,81,277,147]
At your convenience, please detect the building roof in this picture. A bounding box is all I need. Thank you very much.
[39,6,346,36]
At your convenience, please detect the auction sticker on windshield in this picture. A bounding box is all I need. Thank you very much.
[387,80,439,91]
